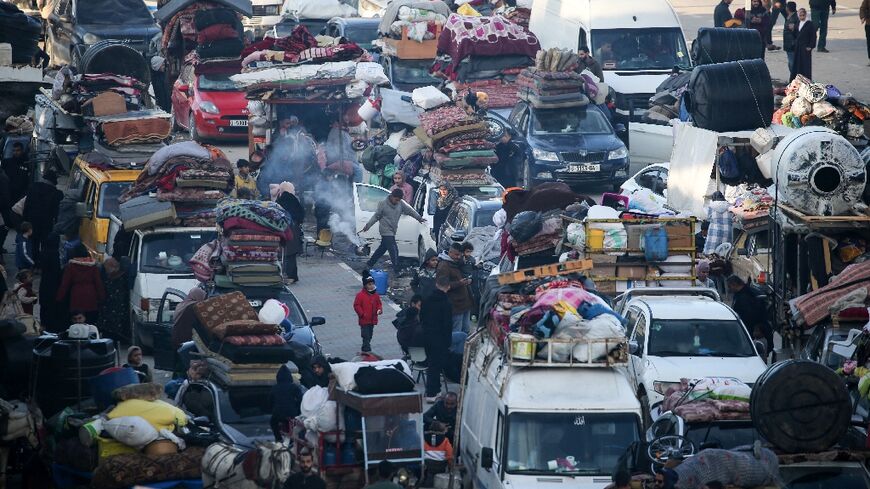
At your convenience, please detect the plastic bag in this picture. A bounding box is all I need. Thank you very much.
[345,80,368,99]
[104,416,159,449]
[790,97,812,117]
[355,62,389,86]
[411,86,451,110]
[509,211,543,243]
[457,3,480,16]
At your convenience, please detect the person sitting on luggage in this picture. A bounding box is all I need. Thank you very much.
[424,421,454,470]
[123,345,152,383]
[270,363,305,442]
[424,392,458,443]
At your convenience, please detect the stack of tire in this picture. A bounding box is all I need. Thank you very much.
[0,3,41,64]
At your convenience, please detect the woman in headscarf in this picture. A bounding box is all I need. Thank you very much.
[411,248,439,299]
[433,182,458,240]
[38,232,66,332]
[98,257,130,341]
[274,182,305,284]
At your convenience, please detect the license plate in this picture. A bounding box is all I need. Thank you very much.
[230,119,248,127]
[568,163,600,173]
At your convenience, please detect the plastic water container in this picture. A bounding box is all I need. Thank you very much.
[509,333,536,360]
[370,269,388,295]
[341,442,356,464]
[323,445,338,466]
[587,229,605,250]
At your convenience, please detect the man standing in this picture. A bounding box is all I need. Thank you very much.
[283,451,326,489]
[809,0,834,52]
[22,170,63,263]
[577,46,604,81]
[421,280,452,402]
[792,8,817,80]
[714,0,734,27]
[3,142,30,204]
[727,275,772,361]
[782,2,800,74]
[861,0,869,65]
[492,132,523,187]
[361,188,426,273]
[436,243,474,334]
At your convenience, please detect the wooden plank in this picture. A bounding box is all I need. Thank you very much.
[497,259,593,285]
[779,203,870,223]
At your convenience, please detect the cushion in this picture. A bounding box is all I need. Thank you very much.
[210,320,279,340]
[194,291,258,331]
[222,334,286,346]
[91,446,205,489]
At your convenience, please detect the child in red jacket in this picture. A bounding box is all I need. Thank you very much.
[353,275,382,353]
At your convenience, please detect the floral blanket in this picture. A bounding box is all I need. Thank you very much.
[216,198,293,235]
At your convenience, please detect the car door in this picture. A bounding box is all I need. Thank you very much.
[353,183,419,258]
[628,307,648,392]
[437,204,462,251]
[171,64,195,127]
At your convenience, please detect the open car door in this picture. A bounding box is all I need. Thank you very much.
[154,287,188,371]
[353,182,420,258]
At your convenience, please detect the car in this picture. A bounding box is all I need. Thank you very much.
[726,222,772,292]
[800,324,859,372]
[380,56,441,92]
[353,181,437,264]
[622,294,768,423]
[324,17,380,51]
[779,461,870,489]
[620,162,669,199]
[409,174,504,241]
[437,196,502,252]
[176,380,275,444]
[45,0,159,67]
[647,410,763,451]
[170,65,249,141]
[496,101,629,189]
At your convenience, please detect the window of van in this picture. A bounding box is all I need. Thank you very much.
[139,231,218,274]
[98,182,133,218]
[592,27,690,70]
[505,412,640,475]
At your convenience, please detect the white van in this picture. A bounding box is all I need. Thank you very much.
[461,332,643,489]
[529,0,691,122]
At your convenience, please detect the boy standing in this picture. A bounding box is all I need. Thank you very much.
[15,222,35,270]
[233,159,260,199]
[353,274,382,352]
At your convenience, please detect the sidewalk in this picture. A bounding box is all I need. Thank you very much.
[292,252,403,360]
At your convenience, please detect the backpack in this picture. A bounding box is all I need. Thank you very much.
[717,147,742,184]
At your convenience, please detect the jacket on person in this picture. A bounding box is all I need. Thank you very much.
[302,355,332,388]
[22,181,63,235]
[435,252,474,314]
[714,0,733,27]
[353,288,382,326]
[365,198,422,237]
[732,285,767,331]
[411,249,439,298]
[578,56,604,81]
[421,288,453,350]
[861,0,869,21]
[15,233,35,269]
[13,281,36,315]
[423,399,457,434]
[283,471,326,489]
[808,0,835,10]
[56,257,106,312]
[233,174,260,199]
[394,305,424,350]
[270,364,305,420]
[783,12,799,51]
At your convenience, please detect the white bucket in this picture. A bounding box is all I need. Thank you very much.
[357,99,378,123]
[509,333,536,360]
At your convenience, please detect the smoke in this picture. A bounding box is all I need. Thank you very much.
[329,213,363,246]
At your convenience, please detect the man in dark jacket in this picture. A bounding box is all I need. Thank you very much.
[283,451,326,489]
[411,248,439,299]
[809,0,835,52]
[792,8,817,80]
[436,243,474,334]
[423,392,458,442]
[727,275,772,360]
[492,132,524,188]
[22,170,63,264]
[3,142,30,204]
[0,168,11,253]
[577,46,604,81]
[302,355,332,388]
[270,364,305,441]
[422,280,453,401]
[394,295,424,355]
[714,0,734,27]
[782,2,799,73]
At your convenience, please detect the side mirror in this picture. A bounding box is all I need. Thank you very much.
[177,84,189,93]
[629,340,639,355]
[754,340,767,358]
[737,248,748,256]
[310,316,326,326]
[75,202,93,218]
[615,123,627,134]
[450,231,467,242]
[480,447,494,470]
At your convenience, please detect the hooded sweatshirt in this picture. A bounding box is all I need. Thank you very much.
[365,197,422,237]
[271,364,304,419]
[56,257,106,312]
[435,251,474,314]
[411,249,439,299]
[354,287,382,326]
[302,355,332,388]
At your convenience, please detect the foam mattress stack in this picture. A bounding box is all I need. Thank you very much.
[215,198,294,286]
[191,291,292,386]
[415,103,497,185]
[517,48,589,109]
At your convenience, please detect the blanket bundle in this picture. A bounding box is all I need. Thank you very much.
[516,49,590,109]
[212,199,291,286]
[416,102,497,178]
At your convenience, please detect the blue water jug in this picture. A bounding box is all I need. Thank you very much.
[341,442,356,464]
[643,226,669,262]
[370,269,388,295]
[323,445,337,466]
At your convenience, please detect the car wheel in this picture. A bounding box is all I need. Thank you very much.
[639,393,653,429]
[189,111,200,142]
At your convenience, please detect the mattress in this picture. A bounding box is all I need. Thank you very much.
[119,195,176,230]
[193,329,297,365]
[193,291,259,332]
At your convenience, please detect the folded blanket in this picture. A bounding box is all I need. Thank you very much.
[176,178,231,189]
[210,319,279,340]
[216,198,293,235]
[434,152,498,168]
[223,334,285,346]
[447,149,496,158]
[221,216,292,241]
[157,188,227,202]
[222,249,280,262]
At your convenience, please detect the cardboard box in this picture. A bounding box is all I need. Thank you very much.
[89,91,127,116]
[591,254,618,277]
[385,26,440,59]
[665,223,694,250]
[617,264,648,279]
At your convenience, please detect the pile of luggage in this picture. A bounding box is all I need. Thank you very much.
[0,2,41,64]
[659,377,752,422]
[517,48,591,109]
[415,95,495,186]
[118,141,233,229]
[189,292,300,386]
[160,1,246,64]
[774,75,870,145]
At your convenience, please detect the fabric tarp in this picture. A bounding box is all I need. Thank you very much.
[380,88,424,127]
[377,0,451,36]
[156,0,251,22]
[666,123,718,217]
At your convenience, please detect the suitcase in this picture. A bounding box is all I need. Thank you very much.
[119,195,176,230]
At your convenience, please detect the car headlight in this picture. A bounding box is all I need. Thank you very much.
[199,101,220,114]
[608,146,629,160]
[653,381,682,396]
[532,148,559,161]
[83,33,101,44]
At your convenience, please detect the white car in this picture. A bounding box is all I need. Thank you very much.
[620,162,669,199]
[353,182,436,262]
[622,294,768,423]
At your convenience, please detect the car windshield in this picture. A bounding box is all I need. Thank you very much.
[474,208,499,227]
[506,412,640,476]
[684,422,762,450]
[392,59,439,85]
[77,0,153,24]
[647,319,757,357]
[140,231,218,273]
[343,24,379,46]
[457,185,503,200]
[780,465,870,489]
[531,108,612,136]
[98,182,132,218]
[198,74,239,91]
[591,27,690,71]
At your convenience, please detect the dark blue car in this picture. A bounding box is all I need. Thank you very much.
[494,102,630,190]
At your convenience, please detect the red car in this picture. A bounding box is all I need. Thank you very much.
[170,68,248,141]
